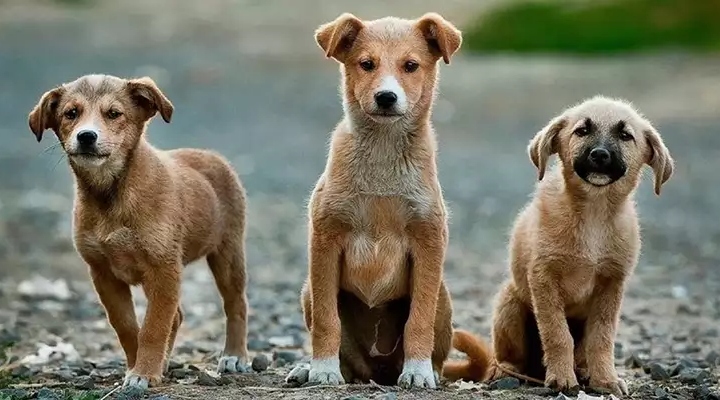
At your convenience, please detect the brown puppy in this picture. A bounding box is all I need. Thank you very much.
[447,96,674,396]
[28,74,249,389]
[285,13,462,389]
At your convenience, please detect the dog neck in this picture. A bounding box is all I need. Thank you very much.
[550,164,636,217]
[72,139,160,208]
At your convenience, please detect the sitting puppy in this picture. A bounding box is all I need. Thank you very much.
[28,75,250,388]
[448,96,674,396]
[286,13,463,389]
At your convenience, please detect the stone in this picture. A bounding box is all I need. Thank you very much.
[488,376,520,390]
[247,338,272,352]
[195,371,219,386]
[678,367,710,384]
[624,353,644,369]
[251,354,270,372]
[273,350,300,364]
[167,360,183,370]
[654,387,670,400]
[36,388,61,400]
[169,368,191,379]
[75,376,95,390]
[648,362,670,380]
[116,386,146,400]
[706,350,720,366]
[376,394,398,400]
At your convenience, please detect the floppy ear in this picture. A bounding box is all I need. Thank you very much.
[528,116,567,180]
[643,126,674,196]
[127,77,174,123]
[416,13,463,64]
[315,13,365,63]
[28,87,65,142]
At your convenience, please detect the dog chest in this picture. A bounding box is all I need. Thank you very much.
[75,227,147,285]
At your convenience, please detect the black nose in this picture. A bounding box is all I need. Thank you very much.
[77,130,97,146]
[588,147,611,167]
[374,91,398,109]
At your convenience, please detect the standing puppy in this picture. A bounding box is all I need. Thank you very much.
[28,75,249,389]
[286,13,462,389]
[449,96,673,396]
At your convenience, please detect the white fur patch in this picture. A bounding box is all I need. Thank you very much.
[308,357,344,385]
[377,75,407,112]
[587,173,612,186]
[398,358,436,389]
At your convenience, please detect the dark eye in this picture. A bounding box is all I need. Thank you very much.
[574,126,589,137]
[64,108,78,120]
[359,59,375,71]
[404,60,419,73]
[619,131,634,141]
[107,109,122,120]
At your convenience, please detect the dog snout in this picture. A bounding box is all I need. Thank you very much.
[588,147,611,168]
[374,91,398,110]
[77,130,98,147]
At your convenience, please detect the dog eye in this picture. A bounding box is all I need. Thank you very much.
[404,61,419,73]
[619,131,634,141]
[64,108,78,120]
[106,109,123,120]
[573,127,589,136]
[359,60,375,71]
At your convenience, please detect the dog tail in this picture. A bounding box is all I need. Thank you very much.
[442,329,492,382]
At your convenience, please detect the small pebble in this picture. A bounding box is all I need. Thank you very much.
[577,391,603,400]
[167,360,183,370]
[117,386,146,400]
[37,388,61,400]
[170,368,191,379]
[247,338,272,351]
[11,365,33,378]
[75,376,95,390]
[654,387,670,400]
[341,396,369,400]
[624,353,644,369]
[706,350,720,366]
[149,396,172,400]
[554,394,572,400]
[649,362,670,380]
[488,376,520,390]
[252,354,270,372]
[196,371,219,386]
[188,364,201,371]
[678,367,710,384]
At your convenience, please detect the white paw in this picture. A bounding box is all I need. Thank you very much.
[398,359,437,389]
[308,358,344,385]
[217,355,249,373]
[123,373,150,390]
[285,363,310,384]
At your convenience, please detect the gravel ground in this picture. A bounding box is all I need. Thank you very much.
[1,1,719,399]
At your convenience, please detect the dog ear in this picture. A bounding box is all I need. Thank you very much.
[28,87,65,142]
[643,126,673,196]
[315,13,365,63]
[528,116,567,180]
[127,77,174,123]
[416,13,462,64]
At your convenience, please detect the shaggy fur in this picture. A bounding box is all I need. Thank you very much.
[447,96,674,397]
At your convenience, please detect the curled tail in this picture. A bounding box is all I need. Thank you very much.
[442,329,492,382]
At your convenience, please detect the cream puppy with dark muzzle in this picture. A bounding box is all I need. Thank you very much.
[447,96,674,396]
[28,74,250,389]
[286,13,462,389]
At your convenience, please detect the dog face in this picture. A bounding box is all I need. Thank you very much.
[29,74,173,170]
[529,96,674,195]
[315,13,461,124]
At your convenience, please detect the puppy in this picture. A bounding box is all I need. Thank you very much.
[28,74,249,388]
[285,13,463,389]
[446,96,674,396]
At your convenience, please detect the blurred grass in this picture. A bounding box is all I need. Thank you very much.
[464,0,720,55]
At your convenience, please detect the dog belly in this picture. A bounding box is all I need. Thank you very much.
[342,233,410,308]
[338,290,409,384]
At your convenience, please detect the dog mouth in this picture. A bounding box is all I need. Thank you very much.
[68,152,111,159]
[574,166,626,187]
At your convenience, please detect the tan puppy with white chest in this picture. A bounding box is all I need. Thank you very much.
[28,74,249,389]
[285,13,462,388]
[447,96,674,397]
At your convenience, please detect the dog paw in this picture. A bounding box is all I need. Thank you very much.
[217,355,249,373]
[589,376,628,397]
[308,358,345,385]
[285,363,310,385]
[398,359,437,389]
[123,371,160,389]
[545,367,579,394]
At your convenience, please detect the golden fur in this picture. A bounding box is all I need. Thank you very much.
[447,96,674,397]
[285,13,467,389]
[28,74,249,389]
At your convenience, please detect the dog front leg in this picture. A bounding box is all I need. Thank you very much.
[399,219,447,389]
[124,263,181,389]
[307,228,344,385]
[529,265,579,393]
[88,263,139,370]
[585,276,628,396]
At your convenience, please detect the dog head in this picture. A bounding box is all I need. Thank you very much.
[315,13,461,125]
[529,96,674,195]
[28,74,173,171]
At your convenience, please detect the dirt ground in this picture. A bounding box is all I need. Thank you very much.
[0,1,719,399]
